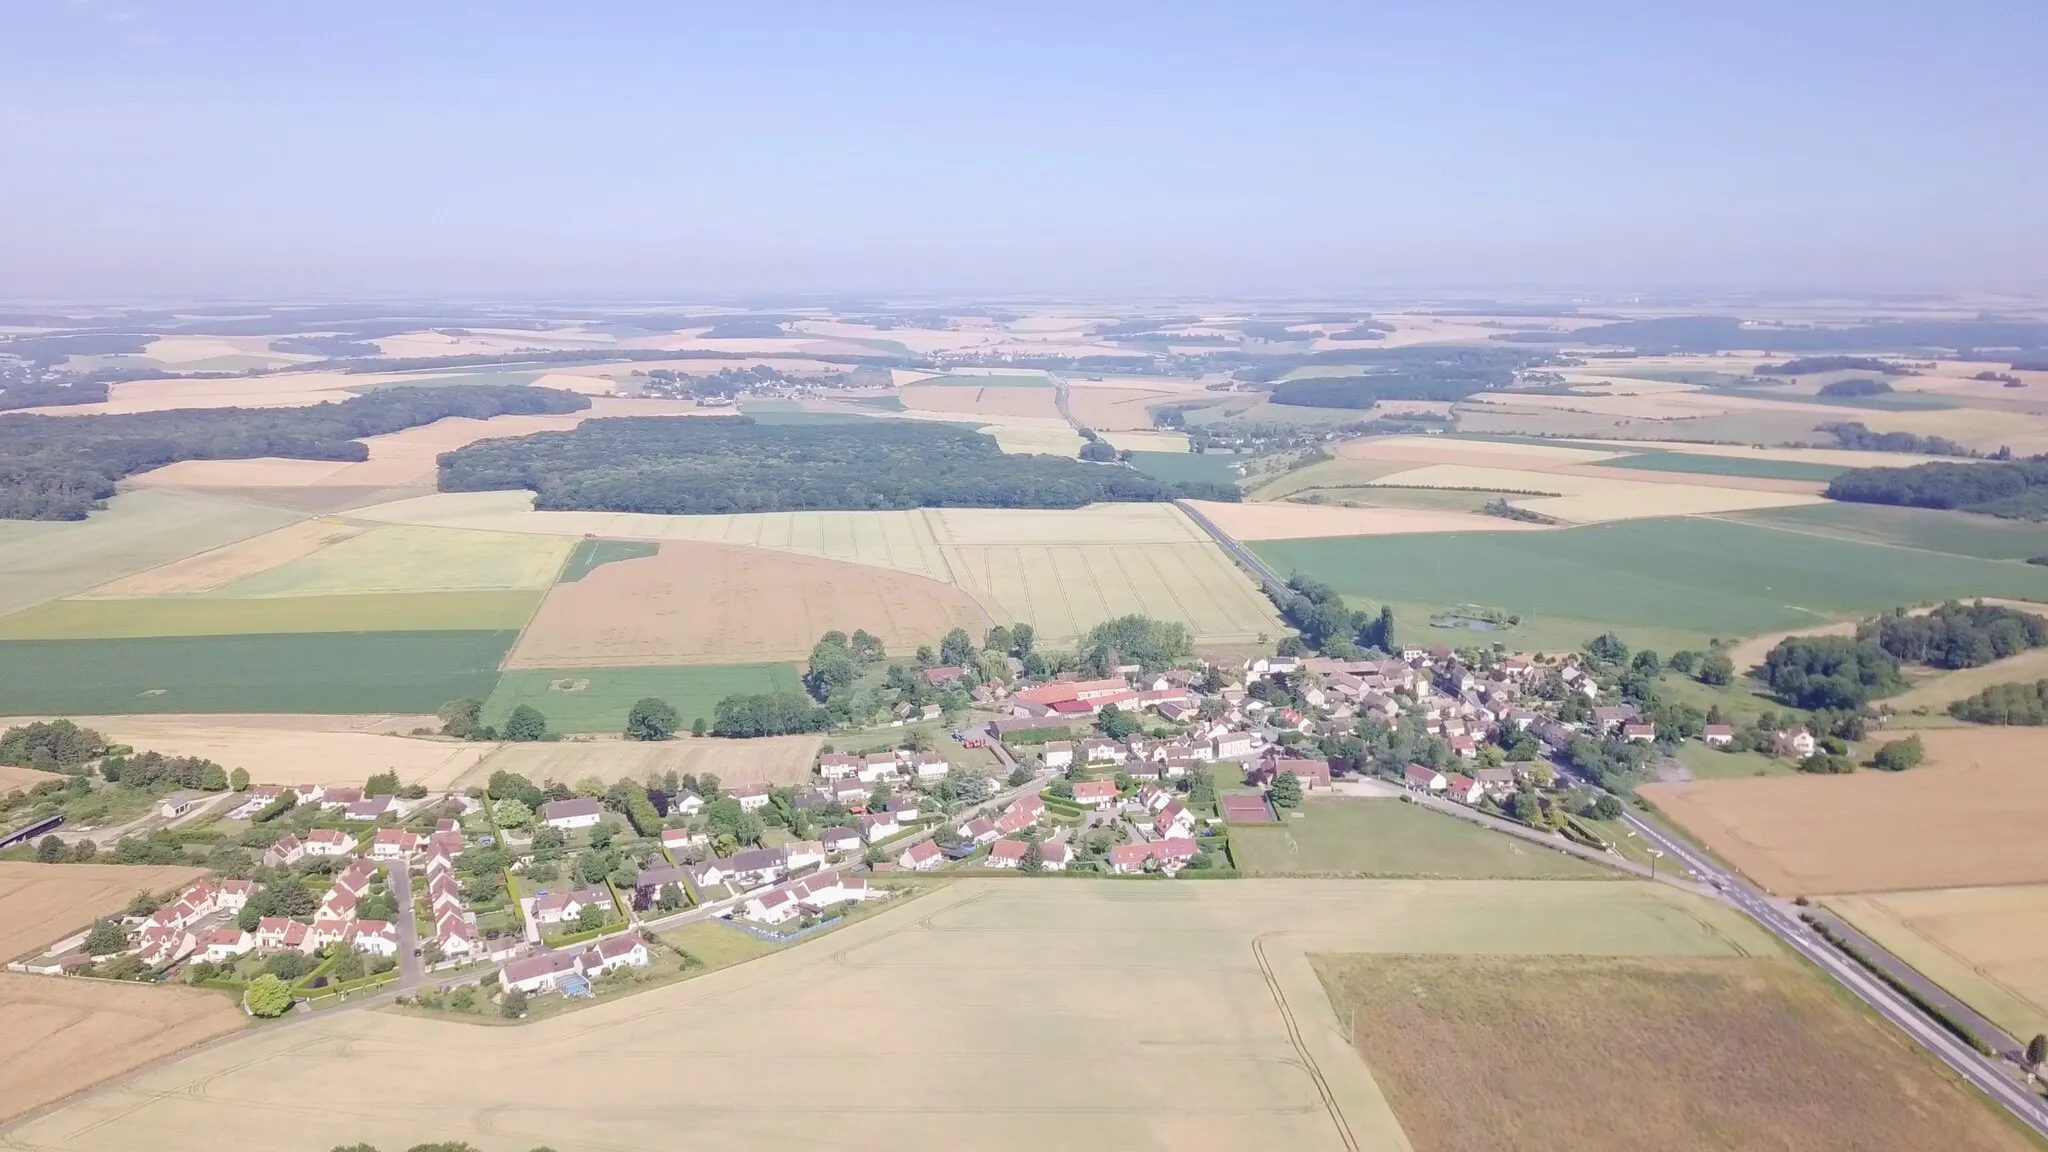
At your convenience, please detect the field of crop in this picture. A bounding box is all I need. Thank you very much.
[1126,451,1242,487]
[1227,799,1611,880]
[1356,463,1824,521]
[1831,886,2048,1042]
[1642,728,2048,895]
[0,764,64,793]
[508,542,987,666]
[1596,450,1847,482]
[1313,953,2032,1152]
[37,715,494,789]
[465,735,826,790]
[351,493,1279,644]
[1729,501,2048,561]
[1888,647,2048,713]
[0,861,210,960]
[556,538,658,582]
[1187,499,1537,542]
[900,373,1052,388]
[1064,386,1183,429]
[898,384,1063,420]
[1097,430,1189,453]
[7,878,1776,1152]
[1255,516,2048,650]
[0,591,541,638]
[211,525,571,596]
[0,972,246,1129]
[0,631,515,716]
[1248,457,1419,500]
[484,663,804,734]
[79,519,362,596]
[0,491,302,617]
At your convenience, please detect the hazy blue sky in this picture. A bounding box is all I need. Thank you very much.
[3,1,2043,298]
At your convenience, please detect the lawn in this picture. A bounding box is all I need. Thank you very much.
[1125,451,1243,488]
[1597,451,1846,482]
[1312,953,2036,1152]
[0,591,541,638]
[1254,515,2048,650]
[483,663,804,734]
[0,631,516,714]
[1227,798,1611,880]
[1673,740,1791,781]
[1729,501,2048,561]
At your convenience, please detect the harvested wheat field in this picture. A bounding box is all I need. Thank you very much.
[898,384,1063,420]
[1064,386,1185,430]
[1182,499,1542,541]
[0,973,245,1128]
[1313,953,2030,1152]
[1098,430,1190,453]
[1334,434,1622,469]
[1642,728,2048,895]
[1889,648,2048,712]
[460,735,825,791]
[507,541,988,667]
[1361,464,1825,521]
[79,520,361,597]
[0,861,208,960]
[1831,885,2048,1043]
[974,421,1089,456]
[0,764,65,794]
[3,715,493,790]
[8,879,1776,1152]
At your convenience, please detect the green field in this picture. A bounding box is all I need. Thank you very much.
[1126,451,1243,487]
[1728,501,2048,561]
[557,539,660,583]
[0,490,299,617]
[1254,516,2048,648]
[484,663,804,734]
[215,525,573,596]
[1599,451,1846,482]
[0,631,515,713]
[1228,799,1611,879]
[0,591,541,638]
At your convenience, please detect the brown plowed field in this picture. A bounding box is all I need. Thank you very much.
[1642,728,2048,895]
[506,541,990,667]
[0,973,244,1128]
[0,861,208,960]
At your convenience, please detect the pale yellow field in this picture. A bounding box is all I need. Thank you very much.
[976,422,1088,456]
[1066,386,1185,430]
[462,735,826,791]
[899,385,1063,420]
[1830,886,2048,1042]
[80,519,362,597]
[1361,463,1825,521]
[1463,388,1816,421]
[20,715,498,789]
[1333,434,1622,468]
[372,327,619,358]
[342,493,1275,643]
[141,335,319,366]
[1100,430,1190,453]
[1889,648,2048,712]
[1183,499,1542,541]
[6,879,1775,1152]
[1584,439,1958,469]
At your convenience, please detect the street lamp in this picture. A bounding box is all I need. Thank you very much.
[1648,848,1663,881]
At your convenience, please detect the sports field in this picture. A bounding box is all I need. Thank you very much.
[1314,953,2032,1152]
[465,735,826,790]
[5,879,1776,1152]
[508,542,987,667]
[1642,728,2048,895]
[484,663,804,734]
[1830,886,2048,1043]
[1254,516,2048,649]
[0,591,541,638]
[0,631,515,715]
[1227,799,1611,880]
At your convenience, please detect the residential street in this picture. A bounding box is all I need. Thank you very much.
[381,859,424,995]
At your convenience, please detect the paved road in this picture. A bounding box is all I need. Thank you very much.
[1610,800,2048,1137]
[1803,903,2022,1060]
[1175,497,1289,594]
[382,860,425,994]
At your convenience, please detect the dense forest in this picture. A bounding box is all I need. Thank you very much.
[1825,456,2048,519]
[1496,316,2048,356]
[1759,357,1905,375]
[1949,680,2048,724]
[0,379,110,411]
[1817,378,1893,397]
[0,385,589,520]
[1858,602,2048,669]
[1817,421,1978,457]
[1265,347,1532,408]
[1759,635,1905,709]
[437,417,1235,513]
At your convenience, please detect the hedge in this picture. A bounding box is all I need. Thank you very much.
[1800,913,1994,1055]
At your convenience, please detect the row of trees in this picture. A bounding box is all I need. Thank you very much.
[0,719,105,769]
[1857,601,2048,669]
[1949,680,2048,725]
[437,417,1237,515]
[1817,421,1980,458]
[0,384,589,520]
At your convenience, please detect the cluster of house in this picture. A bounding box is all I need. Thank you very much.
[406,820,499,962]
[741,870,874,925]
[224,783,411,824]
[119,853,404,969]
[498,932,652,997]
[817,747,953,787]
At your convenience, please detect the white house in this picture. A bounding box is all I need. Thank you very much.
[577,933,650,978]
[371,827,422,860]
[499,951,582,996]
[744,887,800,925]
[1404,764,1447,793]
[733,784,771,812]
[671,791,705,817]
[347,920,401,957]
[1153,800,1196,840]
[1041,741,1074,770]
[198,928,254,963]
[540,798,604,830]
[529,887,611,926]
[158,792,197,819]
[783,840,825,873]
[898,840,942,871]
[303,829,356,857]
[1213,733,1256,759]
[860,813,903,843]
[1070,780,1119,808]
[820,827,861,855]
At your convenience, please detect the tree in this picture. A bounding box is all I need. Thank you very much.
[690,717,707,737]
[1007,765,1032,787]
[1668,650,1699,676]
[82,919,127,955]
[657,883,686,912]
[624,697,681,741]
[1021,838,1044,873]
[1584,632,1629,667]
[1270,771,1303,809]
[1631,650,1662,676]
[230,767,251,792]
[986,625,1014,656]
[939,628,976,668]
[245,974,294,1018]
[2029,1033,2048,1070]
[364,770,400,797]
[36,835,64,863]
[502,987,528,1019]
[503,705,549,742]
[492,797,533,829]
[1592,794,1625,821]
[438,697,484,738]
[1870,735,1925,772]
[1097,704,1141,741]
[1697,650,1735,686]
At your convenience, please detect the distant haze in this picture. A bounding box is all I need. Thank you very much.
[3,1,2044,298]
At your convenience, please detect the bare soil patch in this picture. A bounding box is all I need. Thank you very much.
[1643,728,2048,895]
[508,541,989,667]
[460,735,826,790]
[1182,499,1544,541]
[0,861,208,960]
[82,519,362,597]
[0,973,244,1127]
[1314,953,2033,1152]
